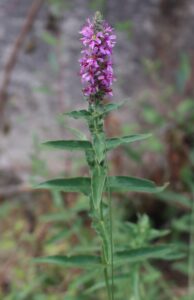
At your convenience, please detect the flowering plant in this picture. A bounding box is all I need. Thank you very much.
[35,12,172,300]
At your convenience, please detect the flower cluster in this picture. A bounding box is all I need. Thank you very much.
[79,13,116,101]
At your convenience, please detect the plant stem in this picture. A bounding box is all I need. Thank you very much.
[132,264,140,300]
[87,100,114,300]
[188,183,194,299]
[104,265,112,300]
[105,159,114,299]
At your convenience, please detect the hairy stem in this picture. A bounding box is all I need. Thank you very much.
[87,100,113,300]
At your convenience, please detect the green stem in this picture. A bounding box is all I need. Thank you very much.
[104,266,112,300]
[105,159,114,299]
[87,101,114,300]
[188,183,194,299]
[132,264,140,300]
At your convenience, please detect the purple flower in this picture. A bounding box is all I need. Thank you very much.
[79,13,116,101]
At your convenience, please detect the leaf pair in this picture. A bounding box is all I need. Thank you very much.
[36,176,167,196]
[42,133,152,153]
[64,102,124,121]
[33,244,180,269]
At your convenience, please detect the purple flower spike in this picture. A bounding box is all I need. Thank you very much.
[79,12,116,102]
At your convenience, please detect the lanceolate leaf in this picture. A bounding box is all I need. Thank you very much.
[106,134,152,151]
[42,140,92,151]
[108,176,167,193]
[33,255,101,268]
[36,177,90,195]
[114,245,177,266]
[64,109,90,120]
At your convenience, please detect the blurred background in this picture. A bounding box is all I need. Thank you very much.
[0,0,194,299]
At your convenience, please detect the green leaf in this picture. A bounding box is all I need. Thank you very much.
[149,228,170,240]
[114,245,177,265]
[35,177,90,195]
[69,246,100,255]
[67,270,100,297]
[40,212,74,223]
[157,191,191,209]
[93,132,106,163]
[85,272,130,294]
[47,227,76,244]
[106,133,152,151]
[108,176,168,193]
[64,126,87,140]
[91,166,106,210]
[64,109,90,120]
[42,140,92,151]
[57,115,87,140]
[33,255,101,268]
[172,214,190,232]
[102,102,125,116]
